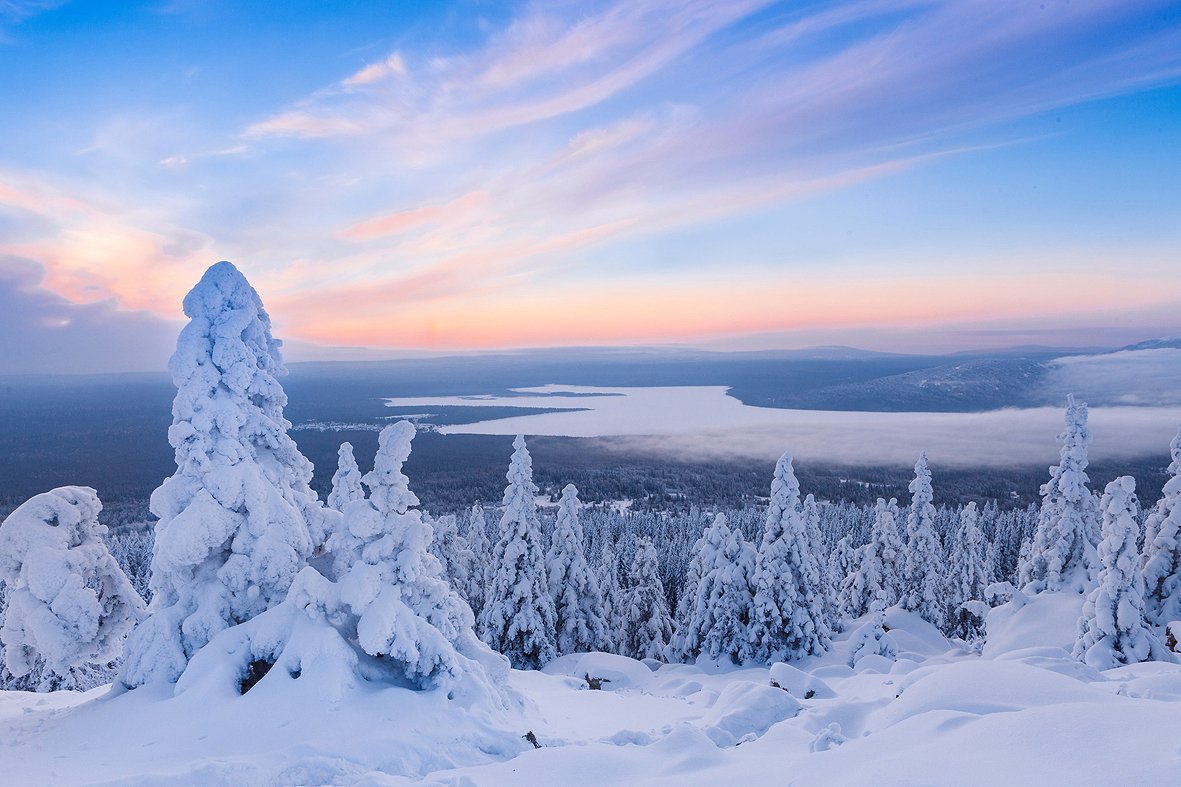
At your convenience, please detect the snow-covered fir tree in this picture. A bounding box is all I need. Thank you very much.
[428,513,470,595]
[0,487,144,691]
[900,451,945,628]
[120,261,326,688]
[460,504,491,618]
[679,514,755,664]
[546,484,608,655]
[948,502,989,641]
[478,435,557,669]
[803,493,839,630]
[839,498,903,618]
[847,593,896,668]
[748,452,830,662]
[327,442,364,512]
[624,537,674,661]
[176,421,509,700]
[1074,476,1168,669]
[668,528,707,659]
[597,542,626,654]
[1019,395,1100,594]
[1143,423,1181,629]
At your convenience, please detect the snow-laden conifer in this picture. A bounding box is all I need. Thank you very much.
[121,261,325,687]
[749,453,830,662]
[175,421,509,700]
[839,498,902,618]
[680,514,755,663]
[428,513,470,593]
[847,594,896,668]
[624,537,674,661]
[1143,423,1181,628]
[0,487,144,691]
[900,452,945,627]
[597,542,625,654]
[1074,476,1168,669]
[1019,395,1100,594]
[460,505,490,618]
[478,436,557,668]
[948,502,989,641]
[327,442,364,512]
[668,530,707,659]
[546,484,607,655]
[803,493,839,627]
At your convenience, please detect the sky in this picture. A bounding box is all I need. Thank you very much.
[1,0,1180,373]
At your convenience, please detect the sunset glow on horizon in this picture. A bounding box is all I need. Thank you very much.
[2,1,1180,370]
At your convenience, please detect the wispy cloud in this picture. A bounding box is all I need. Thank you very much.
[1,0,1179,366]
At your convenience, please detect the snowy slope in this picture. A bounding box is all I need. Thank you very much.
[3,600,1180,786]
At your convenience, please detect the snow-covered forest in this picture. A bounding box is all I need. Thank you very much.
[3,262,1181,784]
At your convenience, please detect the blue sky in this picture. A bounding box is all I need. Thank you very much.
[1,0,1180,372]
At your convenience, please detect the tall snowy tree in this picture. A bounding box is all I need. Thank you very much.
[803,493,838,628]
[679,514,755,664]
[428,513,470,594]
[948,502,989,641]
[624,538,674,661]
[546,484,607,655]
[669,529,707,659]
[327,442,364,512]
[900,452,945,627]
[459,504,491,617]
[597,542,625,654]
[1143,423,1181,629]
[0,487,144,691]
[1074,477,1168,669]
[478,436,557,669]
[839,498,903,618]
[748,452,830,662]
[120,261,326,688]
[1019,395,1100,594]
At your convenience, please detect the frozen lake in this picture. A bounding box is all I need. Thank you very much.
[385,385,1181,467]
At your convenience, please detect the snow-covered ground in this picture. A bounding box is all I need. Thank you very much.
[4,595,1179,786]
[384,385,1181,466]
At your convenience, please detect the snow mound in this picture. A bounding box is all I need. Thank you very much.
[768,662,834,699]
[983,590,1084,658]
[699,680,802,747]
[875,659,1104,728]
[541,652,653,691]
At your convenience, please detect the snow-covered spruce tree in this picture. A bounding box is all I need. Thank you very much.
[1143,423,1181,629]
[948,502,989,641]
[327,442,364,512]
[624,537,674,661]
[900,452,945,628]
[839,498,903,618]
[803,493,839,630]
[1074,477,1169,669]
[0,487,144,691]
[460,504,490,618]
[597,542,625,654]
[749,452,830,662]
[681,514,756,664]
[428,513,471,594]
[478,435,557,669]
[120,261,326,688]
[668,529,707,660]
[546,484,607,655]
[175,421,509,700]
[847,593,896,668]
[829,535,855,595]
[1019,395,1100,594]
